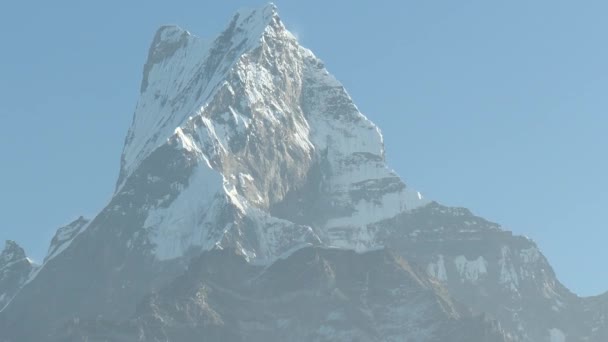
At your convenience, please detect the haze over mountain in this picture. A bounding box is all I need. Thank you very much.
[1,4,606,342]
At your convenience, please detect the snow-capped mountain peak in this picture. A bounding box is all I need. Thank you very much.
[117,3,285,191]
[2,5,608,342]
[109,4,429,263]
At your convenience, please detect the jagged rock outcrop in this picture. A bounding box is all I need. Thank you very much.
[373,202,603,341]
[45,217,89,263]
[0,241,34,311]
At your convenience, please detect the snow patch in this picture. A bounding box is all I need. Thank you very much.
[520,247,541,264]
[427,255,448,282]
[549,328,565,342]
[454,255,488,283]
[145,165,224,261]
[499,246,520,292]
[174,127,200,153]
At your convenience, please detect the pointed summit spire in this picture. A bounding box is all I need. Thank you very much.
[0,240,28,265]
[141,25,197,93]
[116,3,295,192]
[235,2,279,22]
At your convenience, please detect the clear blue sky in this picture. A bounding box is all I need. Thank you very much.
[0,1,606,296]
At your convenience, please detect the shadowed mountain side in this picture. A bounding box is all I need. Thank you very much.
[56,247,511,342]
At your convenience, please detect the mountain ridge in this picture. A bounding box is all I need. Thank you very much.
[0,4,606,342]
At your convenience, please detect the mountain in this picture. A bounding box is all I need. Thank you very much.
[0,241,34,311]
[0,4,605,341]
[44,217,90,263]
[56,247,511,342]
[373,202,596,341]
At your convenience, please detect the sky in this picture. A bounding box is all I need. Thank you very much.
[0,0,606,296]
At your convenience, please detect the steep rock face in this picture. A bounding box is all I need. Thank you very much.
[0,241,33,311]
[55,247,511,342]
[0,218,88,315]
[373,202,599,341]
[0,144,208,341]
[581,293,608,341]
[45,217,90,263]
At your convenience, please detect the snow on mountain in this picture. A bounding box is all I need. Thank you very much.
[1,4,606,342]
[371,202,594,341]
[454,255,488,284]
[550,328,566,342]
[0,7,431,340]
[117,4,280,189]
[110,3,429,263]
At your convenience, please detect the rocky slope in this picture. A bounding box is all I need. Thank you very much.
[0,241,34,311]
[0,4,606,342]
[373,202,595,341]
[55,247,511,342]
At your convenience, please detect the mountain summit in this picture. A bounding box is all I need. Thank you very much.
[114,3,428,263]
[0,4,606,342]
[0,241,34,311]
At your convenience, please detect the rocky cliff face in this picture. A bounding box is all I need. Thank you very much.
[373,202,595,341]
[0,4,605,342]
[55,247,511,342]
[0,241,34,312]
